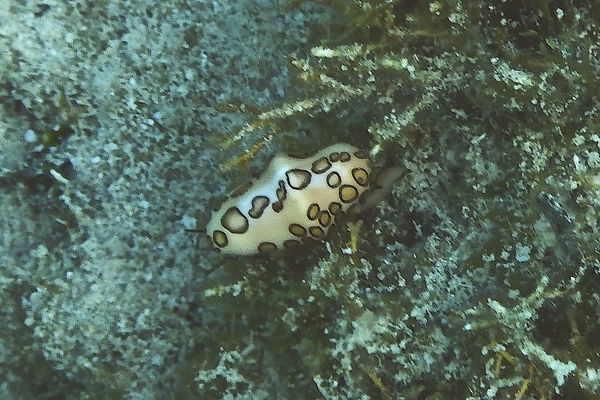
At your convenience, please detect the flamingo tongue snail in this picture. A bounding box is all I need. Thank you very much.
[205,143,408,256]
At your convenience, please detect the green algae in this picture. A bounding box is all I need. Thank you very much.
[195,0,600,398]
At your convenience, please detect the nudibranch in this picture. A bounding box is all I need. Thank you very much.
[206,143,407,256]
